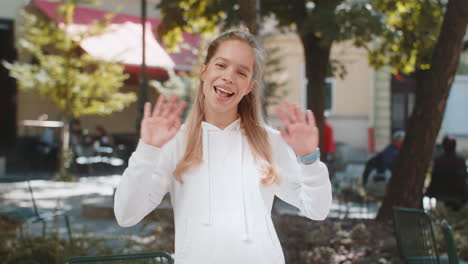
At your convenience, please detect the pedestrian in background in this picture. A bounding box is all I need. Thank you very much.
[426,136,467,211]
[362,130,405,197]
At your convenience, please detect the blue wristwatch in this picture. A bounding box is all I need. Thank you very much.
[299,148,320,164]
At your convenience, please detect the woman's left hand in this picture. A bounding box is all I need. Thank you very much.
[275,102,319,157]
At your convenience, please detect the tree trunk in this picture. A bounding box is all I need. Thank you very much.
[60,119,70,171]
[300,32,332,151]
[54,118,74,181]
[376,0,468,221]
[238,0,258,35]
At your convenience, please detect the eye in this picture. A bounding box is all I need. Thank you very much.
[215,63,225,68]
[238,71,247,77]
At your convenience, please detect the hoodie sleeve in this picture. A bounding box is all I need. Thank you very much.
[114,139,175,227]
[270,129,332,220]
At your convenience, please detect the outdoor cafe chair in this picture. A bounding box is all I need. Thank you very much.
[0,175,72,242]
[392,206,467,264]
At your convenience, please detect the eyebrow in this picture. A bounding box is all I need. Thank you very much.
[214,57,252,73]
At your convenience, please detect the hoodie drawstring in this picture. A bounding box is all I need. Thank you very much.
[201,120,251,242]
[240,135,252,242]
[202,128,212,226]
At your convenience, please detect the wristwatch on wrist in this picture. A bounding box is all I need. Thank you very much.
[299,148,321,164]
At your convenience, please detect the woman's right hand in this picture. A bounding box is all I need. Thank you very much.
[140,94,187,148]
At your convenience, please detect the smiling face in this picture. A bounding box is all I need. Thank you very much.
[200,39,256,122]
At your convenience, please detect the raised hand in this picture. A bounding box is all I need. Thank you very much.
[140,94,186,148]
[275,101,319,157]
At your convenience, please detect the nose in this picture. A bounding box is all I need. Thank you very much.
[221,69,234,84]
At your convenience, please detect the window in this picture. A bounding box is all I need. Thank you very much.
[443,76,468,136]
[301,63,334,112]
[391,74,416,133]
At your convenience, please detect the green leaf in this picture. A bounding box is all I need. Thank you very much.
[2,4,135,118]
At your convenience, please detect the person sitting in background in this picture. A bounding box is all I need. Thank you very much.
[70,118,94,157]
[36,114,59,171]
[426,136,467,211]
[362,130,405,197]
[36,114,58,155]
[69,118,83,155]
[92,125,112,147]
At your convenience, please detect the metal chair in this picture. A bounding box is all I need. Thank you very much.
[65,252,174,264]
[441,222,468,264]
[392,207,441,264]
[0,176,72,242]
[392,207,467,264]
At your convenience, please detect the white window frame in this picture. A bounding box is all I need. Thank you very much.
[301,63,335,113]
[443,75,468,137]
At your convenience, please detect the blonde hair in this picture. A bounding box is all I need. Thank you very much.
[173,27,280,185]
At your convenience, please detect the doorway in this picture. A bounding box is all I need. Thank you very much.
[391,74,415,135]
[0,19,17,155]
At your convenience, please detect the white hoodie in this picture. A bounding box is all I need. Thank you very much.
[114,119,332,264]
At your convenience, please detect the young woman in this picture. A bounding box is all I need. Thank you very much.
[114,27,332,264]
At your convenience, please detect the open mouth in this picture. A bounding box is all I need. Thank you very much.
[214,86,235,97]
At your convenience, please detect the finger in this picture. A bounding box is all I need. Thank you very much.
[285,101,297,123]
[162,95,178,118]
[167,100,186,124]
[169,118,182,136]
[294,104,306,123]
[173,118,181,130]
[152,94,166,117]
[306,110,316,127]
[277,126,289,140]
[143,102,151,119]
[275,105,291,127]
[173,100,187,118]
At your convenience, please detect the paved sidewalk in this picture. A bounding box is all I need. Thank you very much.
[2,175,156,243]
[2,173,379,244]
